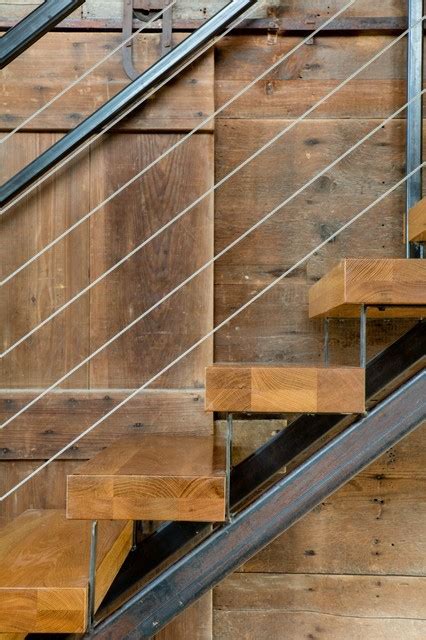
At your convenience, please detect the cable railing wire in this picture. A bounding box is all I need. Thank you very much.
[0,2,177,145]
[0,0,358,261]
[1,92,420,428]
[2,18,424,356]
[1,162,423,502]
[0,0,266,215]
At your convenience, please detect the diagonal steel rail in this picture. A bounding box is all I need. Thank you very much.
[0,0,85,69]
[90,366,425,638]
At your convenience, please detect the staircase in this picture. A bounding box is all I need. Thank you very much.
[0,259,424,635]
[1,1,426,638]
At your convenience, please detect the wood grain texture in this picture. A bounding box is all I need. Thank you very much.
[88,132,214,389]
[0,133,90,389]
[215,35,407,120]
[309,259,426,318]
[240,474,426,576]
[205,365,365,413]
[67,434,226,521]
[0,510,132,633]
[214,574,426,640]
[215,572,426,618]
[0,33,214,132]
[408,198,426,243]
[214,117,415,366]
[154,592,213,640]
[0,389,212,460]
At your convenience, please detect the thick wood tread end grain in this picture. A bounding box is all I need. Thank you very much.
[205,365,365,414]
[407,198,426,243]
[309,258,426,318]
[0,510,132,634]
[67,434,226,522]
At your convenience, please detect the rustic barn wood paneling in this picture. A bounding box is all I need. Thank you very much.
[0,33,214,134]
[214,118,415,365]
[0,389,211,460]
[214,573,426,640]
[0,133,90,389]
[215,34,410,120]
[88,131,214,388]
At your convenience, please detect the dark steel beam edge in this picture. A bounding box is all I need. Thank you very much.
[0,0,85,69]
[405,0,423,258]
[0,0,257,208]
[0,16,416,33]
[95,321,425,625]
[91,370,425,639]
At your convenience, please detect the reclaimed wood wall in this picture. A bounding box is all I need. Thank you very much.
[0,1,425,638]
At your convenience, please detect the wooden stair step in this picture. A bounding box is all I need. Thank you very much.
[0,510,132,634]
[67,434,226,522]
[309,258,426,318]
[407,198,426,243]
[205,365,365,414]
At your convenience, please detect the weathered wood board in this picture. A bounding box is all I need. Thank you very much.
[0,34,214,132]
[215,34,411,120]
[213,117,416,365]
[0,389,212,460]
[214,573,426,640]
[240,474,426,575]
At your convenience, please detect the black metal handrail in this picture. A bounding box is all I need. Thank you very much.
[0,0,257,208]
[92,321,425,636]
[0,0,85,69]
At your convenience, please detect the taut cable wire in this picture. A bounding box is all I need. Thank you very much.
[1,163,423,502]
[0,0,266,214]
[0,2,177,144]
[1,97,421,427]
[2,38,425,354]
[0,0,359,261]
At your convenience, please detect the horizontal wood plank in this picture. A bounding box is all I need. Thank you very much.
[214,573,426,640]
[215,35,408,120]
[67,434,226,521]
[0,389,212,460]
[0,33,214,132]
[214,572,426,618]
[206,365,365,413]
[0,510,132,633]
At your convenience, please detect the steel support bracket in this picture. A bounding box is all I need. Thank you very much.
[122,0,173,80]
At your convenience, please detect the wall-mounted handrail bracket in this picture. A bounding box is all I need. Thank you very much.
[122,0,173,80]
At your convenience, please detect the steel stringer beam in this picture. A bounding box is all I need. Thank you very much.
[90,369,425,639]
[93,321,425,627]
[0,0,85,69]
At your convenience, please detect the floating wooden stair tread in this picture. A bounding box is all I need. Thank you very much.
[0,510,132,634]
[407,198,426,242]
[205,365,365,413]
[67,434,226,522]
[309,258,426,318]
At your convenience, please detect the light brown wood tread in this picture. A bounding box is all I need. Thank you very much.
[309,258,426,318]
[407,198,426,243]
[67,433,227,522]
[205,365,365,414]
[0,510,132,634]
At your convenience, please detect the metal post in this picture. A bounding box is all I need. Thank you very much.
[225,413,233,522]
[359,305,367,368]
[406,0,424,258]
[88,520,98,631]
[323,318,330,365]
